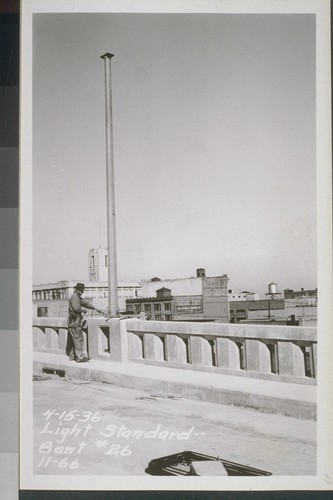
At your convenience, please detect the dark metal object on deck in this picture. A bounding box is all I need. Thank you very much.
[145,450,272,476]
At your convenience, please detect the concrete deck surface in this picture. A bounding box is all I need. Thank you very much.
[33,352,316,420]
[33,375,316,476]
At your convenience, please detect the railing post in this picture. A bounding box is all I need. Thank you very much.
[87,318,101,359]
[109,318,128,362]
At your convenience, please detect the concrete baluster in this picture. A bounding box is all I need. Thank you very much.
[201,338,214,366]
[190,335,211,366]
[59,328,67,352]
[44,327,51,350]
[245,339,271,373]
[278,341,305,377]
[51,328,60,350]
[291,343,306,377]
[216,338,240,369]
[33,327,39,349]
[128,332,144,359]
[143,333,164,361]
[38,328,46,349]
[45,327,58,350]
[166,335,187,364]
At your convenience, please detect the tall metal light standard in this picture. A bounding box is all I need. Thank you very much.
[101,52,118,316]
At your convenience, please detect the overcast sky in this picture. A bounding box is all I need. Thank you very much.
[32,12,316,294]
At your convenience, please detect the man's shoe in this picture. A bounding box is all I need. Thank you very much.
[76,357,90,363]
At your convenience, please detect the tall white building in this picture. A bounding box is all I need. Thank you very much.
[88,248,108,282]
[32,248,142,316]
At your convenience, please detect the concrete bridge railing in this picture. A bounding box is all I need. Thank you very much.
[33,317,317,384]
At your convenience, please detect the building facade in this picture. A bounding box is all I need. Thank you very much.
[126,287,174,321]
[126,269,229,323]
[283,288,318,300]
[228,290,260,301]
[33,280,142,317]
[229,298,317,326]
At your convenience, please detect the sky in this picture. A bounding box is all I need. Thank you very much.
[32,12,316,294]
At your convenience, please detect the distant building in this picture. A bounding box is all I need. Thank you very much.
[32,248,142,317]
[127,268,229,323]
[229,286,317,326]
[126,287,174,321]
[88,248,108,282]
[228,290,260,301]
[32,280,142,317]
[283,288,318,300]
[229,298,286,324]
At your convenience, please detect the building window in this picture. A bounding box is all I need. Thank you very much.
[144,304,151,312]
[164,303,172,311]
[91,256,95,269]
[37,307,48,317]
[155,315,161,321]
[154,303,161,311]
[105,255,108,267]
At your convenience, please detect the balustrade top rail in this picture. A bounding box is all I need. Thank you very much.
[125,319,317,342]
[33,316,317,343]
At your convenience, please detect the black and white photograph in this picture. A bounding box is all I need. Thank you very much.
[20,0,332,492]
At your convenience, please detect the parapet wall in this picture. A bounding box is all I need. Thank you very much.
[33,317,317,384]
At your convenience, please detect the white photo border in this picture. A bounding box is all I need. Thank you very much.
[20,0,332,492]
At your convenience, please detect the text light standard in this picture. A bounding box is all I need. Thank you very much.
[101,52,118,316]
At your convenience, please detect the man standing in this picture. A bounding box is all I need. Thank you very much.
[66,282,104,362]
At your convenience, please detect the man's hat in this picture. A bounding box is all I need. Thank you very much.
[75,282,85,291]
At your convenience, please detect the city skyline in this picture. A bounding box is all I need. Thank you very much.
[33,243,316,298]
[33,13,316,295]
